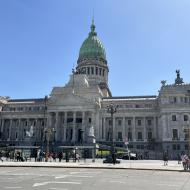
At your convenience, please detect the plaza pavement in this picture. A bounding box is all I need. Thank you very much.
[0,158,186,172]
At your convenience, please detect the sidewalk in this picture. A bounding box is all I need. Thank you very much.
[0,159,185,172]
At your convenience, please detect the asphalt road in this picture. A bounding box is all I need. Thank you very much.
[0,167,189,190]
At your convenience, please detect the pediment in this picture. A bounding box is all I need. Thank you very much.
[49,93,95,107]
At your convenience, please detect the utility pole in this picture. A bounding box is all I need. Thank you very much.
[107,104,117,164]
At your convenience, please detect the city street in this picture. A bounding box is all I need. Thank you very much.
[0,167,189,190]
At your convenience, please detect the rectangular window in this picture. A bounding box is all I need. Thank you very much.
[184,115,188,121]
[128,120,131,125]
[137,120,141,126]
[172,115,177,121]
[118,132,122,141]
[91,67,94,75]
[96,67,98,75]
[148,132,152,140]
[172,144,176,150]
[82,67,86,74]
[118,120,122,126]
[172,129,178,139]
[67,118,73,123]
[76,118,82,123]
[128,132,132,141]
[108,120,111,126]
[99,68,102,75]
[184,129,189,140]
[88,118,91,123]
[103,69,105,76]
[137,132,142,140]
[185,97,188,103]
[147,120,152,126]
[173,97,177,103]
[41,121,44,126]
[87,67,90,75]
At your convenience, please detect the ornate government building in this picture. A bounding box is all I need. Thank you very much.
[0,20,190,158]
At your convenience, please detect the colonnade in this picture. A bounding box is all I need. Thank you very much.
[101,116,158,142]
[47,111,95,143]
[0,118,46,143]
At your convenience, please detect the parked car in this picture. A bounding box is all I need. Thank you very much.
[103,155,120,164]
[122,153,137,160]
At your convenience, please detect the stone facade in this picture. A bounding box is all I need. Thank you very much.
[1,21,190,159]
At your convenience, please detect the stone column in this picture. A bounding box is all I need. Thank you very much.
[103,117,106,140]
[113,117,116,141]
[0,119,4,139]
[17,119,21,141]
[153,116,157,139]
[132,117,136,141]
[92,112,96,135]
[55,112,59,141]
[161,114,168,141]
[63,112,67,142]
[8,119,13,140]
[82,111,85,142]
[72,112,76,142]
[122,117,125,141]
[143,117,147,141]
[47,112,52,128]
[179,113,184,140]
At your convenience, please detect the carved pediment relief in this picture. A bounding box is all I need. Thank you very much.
[49,93,95,107]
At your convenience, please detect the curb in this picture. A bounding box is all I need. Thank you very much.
[0,163,183,172]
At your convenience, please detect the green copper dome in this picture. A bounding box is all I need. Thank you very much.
[78,20,106,60]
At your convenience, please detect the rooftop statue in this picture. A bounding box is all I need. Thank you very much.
[175,70,184,85]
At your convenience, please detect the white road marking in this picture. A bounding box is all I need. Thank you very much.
[55,175,93,179]
[49,189,68,190]
[70,171,101,174]
[109,180,126,184]
[33,181,81,187]
[5,188,22,189]
[157,183,180,187]
[55,175,70,179]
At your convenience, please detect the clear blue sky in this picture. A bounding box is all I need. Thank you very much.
[1,0,190,99]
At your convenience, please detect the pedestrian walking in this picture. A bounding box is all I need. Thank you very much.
[181,153,189,171]
[177,153,181,164]
[76,153,80,162]
[58,151,63,162]
[163,151,168,166]
[0,151,3,162]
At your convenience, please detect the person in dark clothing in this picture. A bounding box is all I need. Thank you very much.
[58,152,63,162]
[163,151,168,166]
[0,151,3,162]
[177,153,181,164]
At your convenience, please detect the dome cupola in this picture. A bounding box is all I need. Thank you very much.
[78,20,106,61]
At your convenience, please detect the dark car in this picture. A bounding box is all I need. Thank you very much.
[103,155,120,164]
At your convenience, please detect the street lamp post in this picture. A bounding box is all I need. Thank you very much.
[42,96,48,147]
[107,104,117,164]
[187,90,190,156]
[44,127,56,162]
